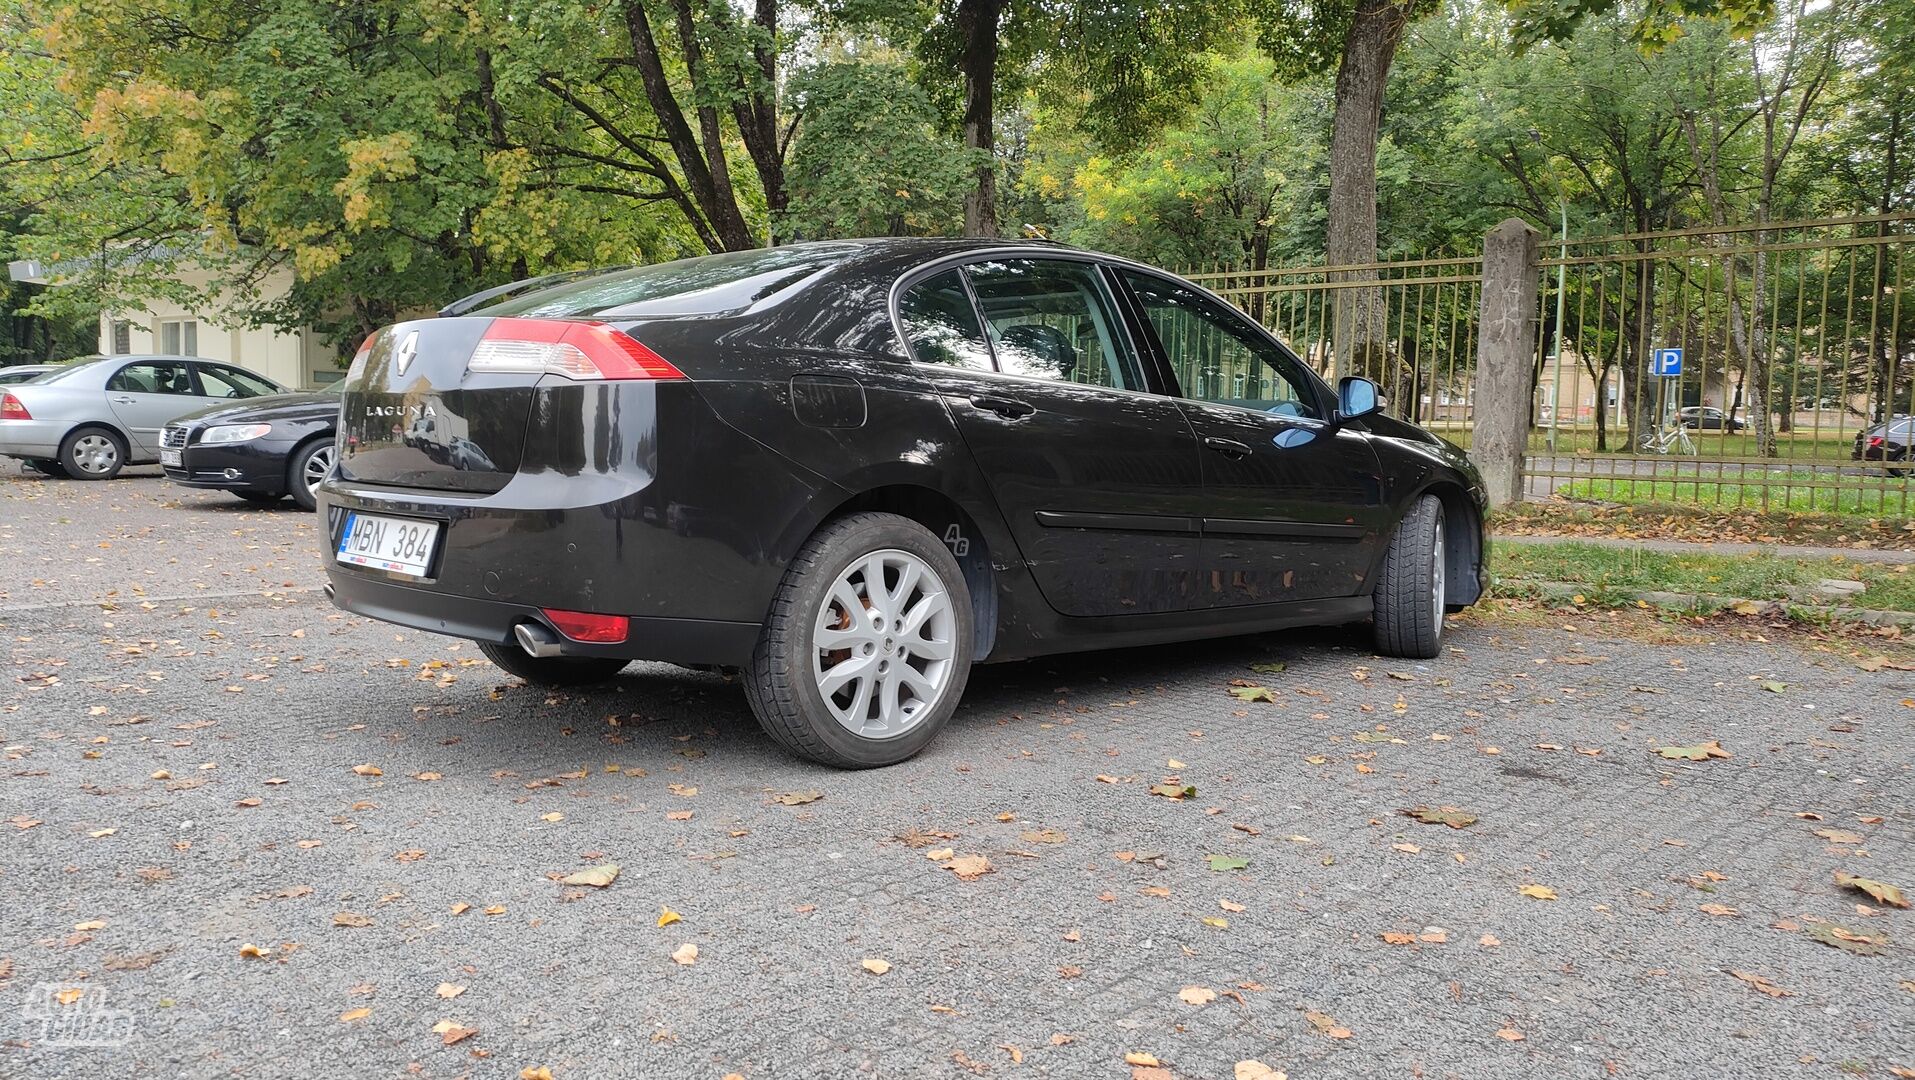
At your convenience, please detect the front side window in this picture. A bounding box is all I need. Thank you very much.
[198,365,279,399]
[1122,271,1319,419]
[965,260,1142,391]
[898,269,993,371]
[107,361,196,396]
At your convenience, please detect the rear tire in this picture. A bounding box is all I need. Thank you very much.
[1372,494,1447,660]
[59,426,126,480]
[744,512,974,769]
[478,641,629,687]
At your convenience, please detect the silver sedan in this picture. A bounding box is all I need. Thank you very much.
[0,355,286,479]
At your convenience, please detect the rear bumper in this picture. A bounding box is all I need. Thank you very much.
[324,570,760,665]
[0,419,68,458]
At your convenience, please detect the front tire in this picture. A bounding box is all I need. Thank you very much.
[288,437,334,511]
[478,641,629,687]
[1372,494,1447,660]
[60,426,127,480]
[744,512,974,769]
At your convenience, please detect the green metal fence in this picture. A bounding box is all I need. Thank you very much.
[1188,212,1915,518]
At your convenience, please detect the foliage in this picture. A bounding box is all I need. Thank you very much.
[780,56,974,239]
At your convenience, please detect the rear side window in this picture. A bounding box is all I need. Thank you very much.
[898,270,994,371]
[199,365,280,398]
[479,245,858,319]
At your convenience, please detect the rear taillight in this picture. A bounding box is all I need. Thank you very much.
[0,393,28,420]
[1869,436,1885,448]
[468,318,683,381]
[541,608,630,644]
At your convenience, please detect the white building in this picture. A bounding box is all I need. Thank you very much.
[10,258,345,390]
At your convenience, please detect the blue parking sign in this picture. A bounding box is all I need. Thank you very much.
[1653,347,1683,377]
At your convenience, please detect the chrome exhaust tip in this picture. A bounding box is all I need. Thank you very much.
[322,582,335,601]
[514,621,563,658]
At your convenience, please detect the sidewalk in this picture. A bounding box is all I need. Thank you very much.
[1492,531,1915,564]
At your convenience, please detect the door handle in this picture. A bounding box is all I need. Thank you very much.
[1203,436,1252,458]
[969,394,1035,420]
[112,396,136,404]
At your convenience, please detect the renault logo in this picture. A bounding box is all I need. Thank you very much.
[393,330,419,377]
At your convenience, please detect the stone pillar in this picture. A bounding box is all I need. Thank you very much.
[1471,218,1541,509]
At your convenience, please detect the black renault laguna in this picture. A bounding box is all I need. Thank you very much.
[319,240,1487,767]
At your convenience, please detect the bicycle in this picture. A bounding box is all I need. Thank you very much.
[1637,424,1697,455]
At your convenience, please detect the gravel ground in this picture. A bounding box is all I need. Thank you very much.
[4,473,1913,1080]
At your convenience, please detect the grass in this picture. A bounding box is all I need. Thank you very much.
[1491,540,1915,612]
[1557,475,1915,518]
[1429,424,1863,462]
[1493,499,1913,547]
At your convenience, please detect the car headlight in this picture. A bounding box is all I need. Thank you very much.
[200,424,273,444]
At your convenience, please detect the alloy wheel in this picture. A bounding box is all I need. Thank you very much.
[1430,515,1447,628]
[303,443,335,497]
[811,548,958,740]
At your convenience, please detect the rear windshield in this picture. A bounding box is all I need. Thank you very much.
[29,357,113,384]
[478,245,859,319]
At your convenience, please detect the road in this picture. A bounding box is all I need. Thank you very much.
[4,473,1913,1079]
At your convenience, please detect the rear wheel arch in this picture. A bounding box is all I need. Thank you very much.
[805,484,1001,663]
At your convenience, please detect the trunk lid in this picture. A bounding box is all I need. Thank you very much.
[336,318,537,494]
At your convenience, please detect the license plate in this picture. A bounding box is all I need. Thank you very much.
[335,512,440,578]
[160,449,181,467]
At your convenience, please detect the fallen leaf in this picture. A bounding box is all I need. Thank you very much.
[1518,884,1558,901]
[1804,920,1888,956]
[945,855,993,881]
[773,790,822,806]
[1816,828,1866,845]
[449,903,471,915]
[657,907,682,927]
[1124,1053,1162,1067]
[671,943,698,965]
[1178,986,1217,1006]
[559,864,619,888]
[1400,806,1477,829]
[521,1069,555,1080]
[1149,783,1196,800]
[1760,680,1787,693]
[1495,1027,1526,1042]
[435,983,466,999]
[1304,1010,1352,1039]
[1698,903,1740,917]
[1200,916,1229,928]
[1220,898,1246,913]
[1021,828,1068,844]
[332,912,372,928]
[1654,741,1730,761]
[1478,934,1501,947]
[1834,872,1908,908]
[861,957,891,975]
[665,810,693,821]
[1392,843,1421,854]
[925,847,955,862]
[1235,1062,1286,1080]
[339,1007,371,1022]
[1381,932,1417,945]
[238,943,269,959]
[1230,685,1278,704]
[351,764,383,777]
[483,905,506,916]
[1728,970,1792,998]
[540,812,564,823]
[1207,855,1249,872]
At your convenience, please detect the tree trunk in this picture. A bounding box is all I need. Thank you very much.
[1326,0,1418,384]
[955,0,1002,238]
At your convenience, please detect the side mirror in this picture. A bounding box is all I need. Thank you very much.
[1337,376,1381,422]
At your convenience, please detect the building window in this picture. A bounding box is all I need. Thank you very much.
[110,320,132,355]
[159,319,198,356]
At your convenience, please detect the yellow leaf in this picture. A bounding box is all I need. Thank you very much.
[520,1068,555,1080]
[332,911,372,928]
[559,863,619,888]
[1834,871,1908,908]
[1178,986,1217,1005]
[450,903,471,915]
[1235,1061,1286,1080]
[339,1007,371,1022]
[944,855,993,881]
[1519,884,1558,901]
[671,943,698,965]
[540,812,564,823]
[55,988,84,1005]
[351,764,382,777]
[657,907,682,927]
[1495,1027,1526,1041]
[1304,1010,1352,1038]
[239,943,269,958]
[1220,899,1246,913]
[435,983,465,999]
[925,847,955,861]
[483,905,506,916]
[1124,1053,1162,1066]
[861,957,891,975]
[73,920,105,931]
